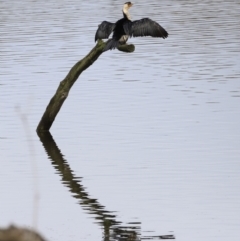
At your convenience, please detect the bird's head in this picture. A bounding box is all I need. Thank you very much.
[123,2,133,19]
[124,2,133,9]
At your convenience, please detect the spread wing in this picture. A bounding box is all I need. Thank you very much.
[95,21,116,42]
[123,18,168,39]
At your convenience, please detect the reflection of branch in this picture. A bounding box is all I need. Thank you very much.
[37,131,175,240]
[37,131,134,240]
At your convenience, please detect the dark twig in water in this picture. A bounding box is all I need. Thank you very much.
[16,106,39,229]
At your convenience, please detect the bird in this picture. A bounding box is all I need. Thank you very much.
[95,2,168,51]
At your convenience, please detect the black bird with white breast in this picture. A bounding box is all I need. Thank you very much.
[95,2,168,51]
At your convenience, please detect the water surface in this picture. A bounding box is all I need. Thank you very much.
[0,0,240,241]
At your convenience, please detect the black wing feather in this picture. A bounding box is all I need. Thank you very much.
[95,21,115,42]
[123,18,168,39]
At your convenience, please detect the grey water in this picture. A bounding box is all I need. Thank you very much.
[0,0,240,240]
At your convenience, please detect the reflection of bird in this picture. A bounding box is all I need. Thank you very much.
[95,2,168,51]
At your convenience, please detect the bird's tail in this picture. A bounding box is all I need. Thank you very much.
[104,38,120,51]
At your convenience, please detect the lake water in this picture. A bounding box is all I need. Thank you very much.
[0,0,240,240]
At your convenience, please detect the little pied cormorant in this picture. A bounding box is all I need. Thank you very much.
[95,2,168,51]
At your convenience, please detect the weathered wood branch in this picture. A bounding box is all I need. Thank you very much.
[36,40,135,132]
